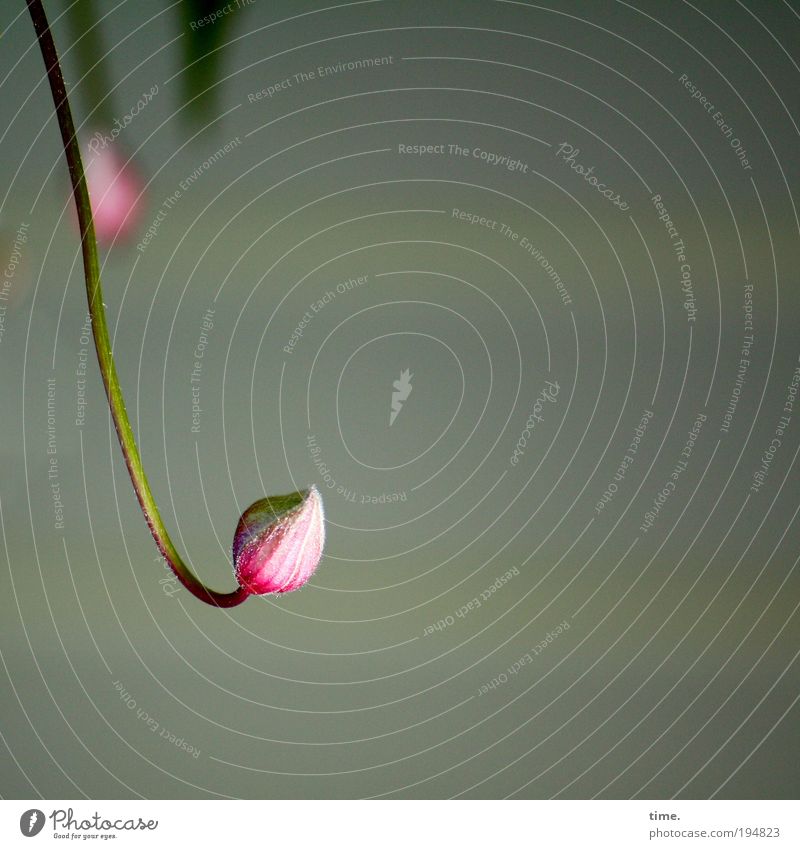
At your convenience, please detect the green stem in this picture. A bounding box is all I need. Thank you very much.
[65,0,115,127]
[27,0,249,609]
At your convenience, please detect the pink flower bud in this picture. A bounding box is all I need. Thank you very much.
[83,135,143,244]
[233,487,325,595]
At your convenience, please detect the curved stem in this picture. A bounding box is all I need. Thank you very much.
[27,0,249,609]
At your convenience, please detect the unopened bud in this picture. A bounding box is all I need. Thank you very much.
[233,486,325,595]
[83,135,143,244]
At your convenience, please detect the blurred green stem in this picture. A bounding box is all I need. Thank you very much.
[26,0,249,608]
[65,0,113,126]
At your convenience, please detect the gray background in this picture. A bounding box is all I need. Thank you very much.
[1,0,798,798]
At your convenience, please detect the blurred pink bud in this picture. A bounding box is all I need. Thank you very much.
[233,487,325,595]
[83,135,143,244]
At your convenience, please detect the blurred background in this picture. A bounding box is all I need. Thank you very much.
[0,0,798,799]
